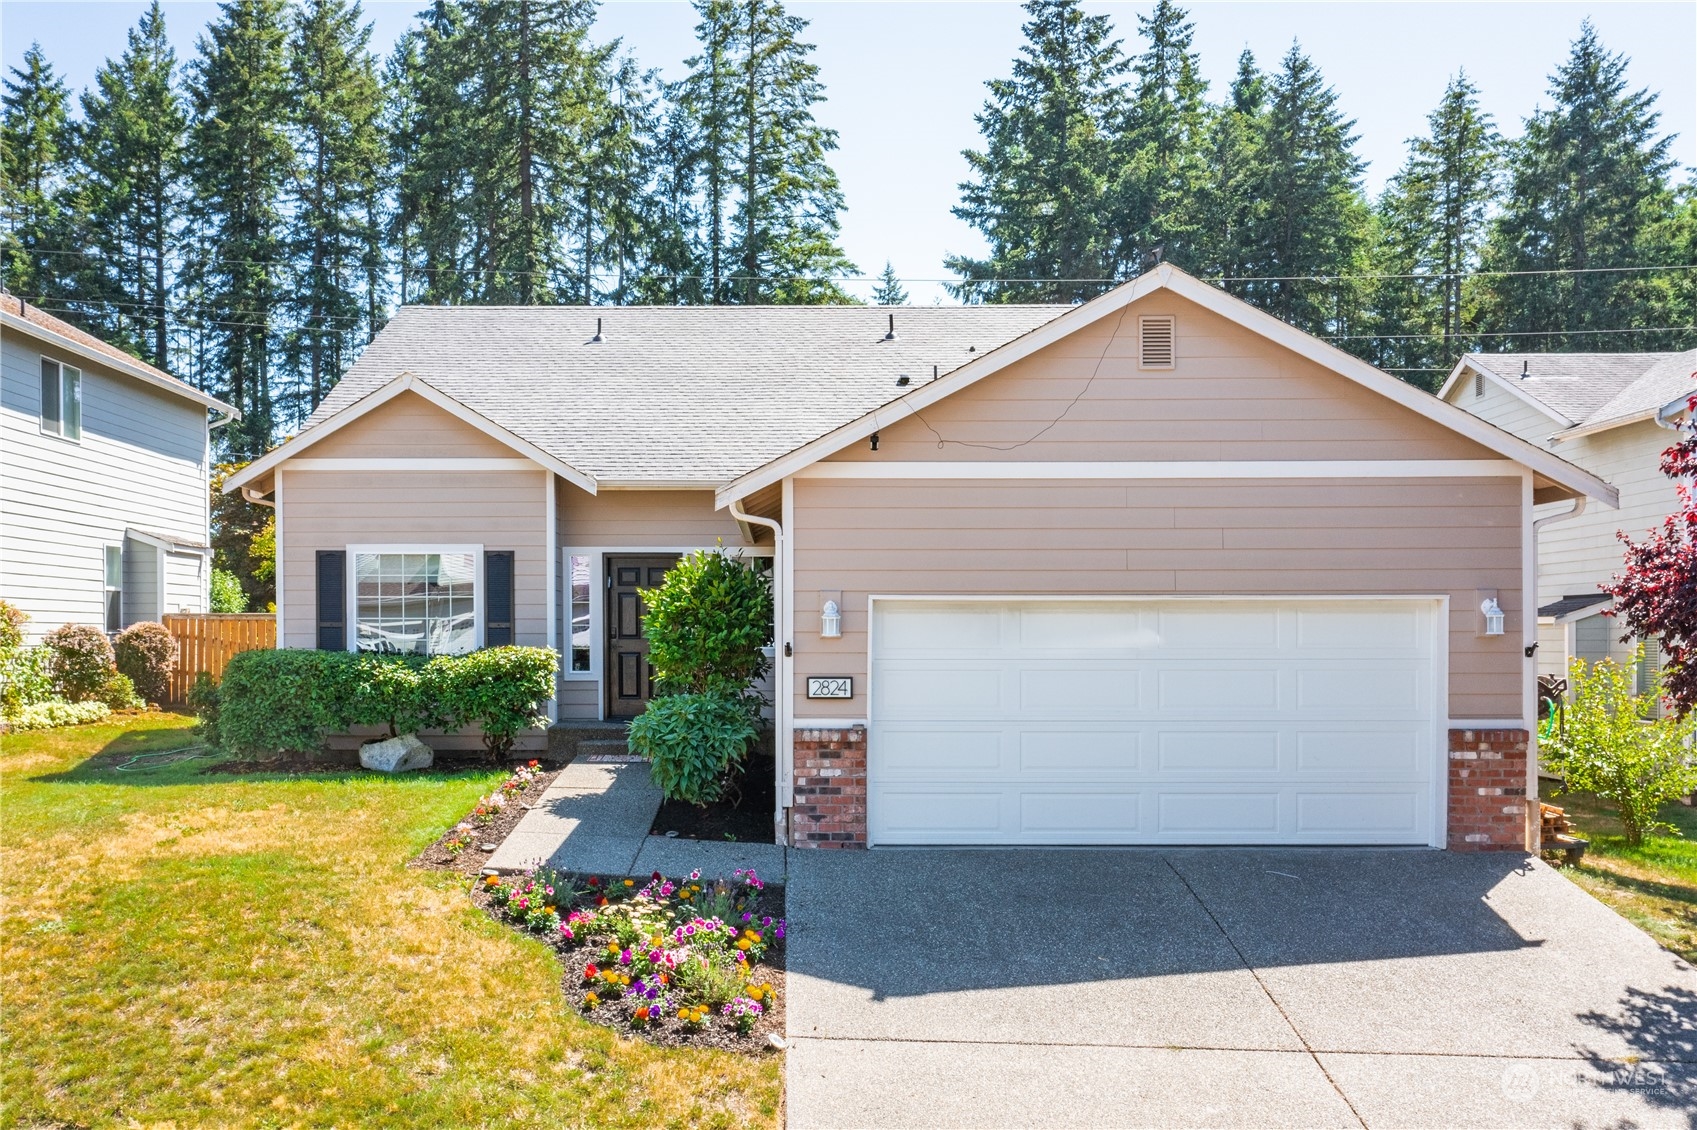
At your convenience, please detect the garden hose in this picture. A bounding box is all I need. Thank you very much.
[111,745,207,772]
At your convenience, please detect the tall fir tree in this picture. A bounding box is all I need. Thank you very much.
[281,0,384,423]
[635,93,708,304]
[1,44,74,303]
[1189,50,1269,292]
[1480,22,1678,351]
[872,261,908,304]
[71,2,186,369]
[386,6,472,305]
[572,54,662,305]
[185,0,295,457]
[1115,0,1208,272]
[1369,73,1500,386]
[948,0,1127,303]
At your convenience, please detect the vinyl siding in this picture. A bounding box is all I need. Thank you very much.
[165,550,204,615]
[557,486,747,546]
[0,329,209,640]
[1444,372,1566,448]
[123,536,159,624]
[307,389,517,458]
[279,468,548,649]
[830,291,1499,463]
[790,476,1525,723]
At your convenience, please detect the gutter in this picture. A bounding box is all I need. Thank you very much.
[729,496,790,847]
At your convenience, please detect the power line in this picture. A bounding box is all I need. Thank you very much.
[1327,325,1696,342]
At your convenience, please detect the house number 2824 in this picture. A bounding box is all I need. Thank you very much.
[806,676,853,699]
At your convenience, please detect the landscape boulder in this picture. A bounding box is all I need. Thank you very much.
[359,733,434,773]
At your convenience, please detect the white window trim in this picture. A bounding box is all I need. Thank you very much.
[39,356,82,442]
[345,543,484,655]
[103,544,123,632]
[558,545,777,720]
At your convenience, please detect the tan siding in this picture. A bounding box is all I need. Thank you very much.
[830,291,1498,463]
[790,476,1524,722]
[307,390,517,458]
[281,468,547,648]
[558,486,748,546]
[556,680,599,720]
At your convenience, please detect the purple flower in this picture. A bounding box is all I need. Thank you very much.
[761,916,772,927]
[684,924,695,936]
[741,912,753,923]
[618,948,632,965]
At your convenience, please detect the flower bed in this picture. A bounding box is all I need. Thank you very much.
[473,866,785,1053]
[412,759,560,873]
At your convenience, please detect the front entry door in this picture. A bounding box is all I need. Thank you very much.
[605,555,678,719]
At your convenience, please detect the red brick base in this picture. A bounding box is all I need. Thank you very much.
[1447,729,1531,851]
[790,728,868,848]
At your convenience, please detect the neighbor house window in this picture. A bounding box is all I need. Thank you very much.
[104,545,123,631]
[568,554,591,671]
[41,358,81,440]
[352,550,477,655]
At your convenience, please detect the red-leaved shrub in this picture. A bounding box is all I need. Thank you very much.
[115,621,176,704]
[44,624,116,702]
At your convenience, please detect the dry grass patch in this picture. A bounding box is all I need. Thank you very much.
[2,712,781,1128]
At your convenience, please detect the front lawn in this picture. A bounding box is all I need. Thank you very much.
[0,713,780,1128]
[1544,787,1697,963]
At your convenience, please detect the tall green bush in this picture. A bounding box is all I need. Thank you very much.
[628,691,758,806]
[642,549,773,698]
[44,624,117,702]
[209,568,249,613]
[214,650,360,759]
[1544,654,1697,845]
[114,621,177,703]
[349,653,438,738]
[429,646,557,761]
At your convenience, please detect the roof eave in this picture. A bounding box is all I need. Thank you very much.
[1550,408,1661,443]
[2,309,239,417]
[1438,356,1575,428]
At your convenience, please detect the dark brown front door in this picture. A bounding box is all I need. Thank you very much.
[606,555,678,719]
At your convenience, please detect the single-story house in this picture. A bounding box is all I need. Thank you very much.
[1,295,237,639]
[226,265,1617,852]
[1440,349,1697,692]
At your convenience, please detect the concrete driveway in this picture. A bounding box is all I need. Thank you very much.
[783,849,1697,1128]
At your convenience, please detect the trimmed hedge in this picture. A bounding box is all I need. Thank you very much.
[115,622,176,704]
[200,646,557,761]
[627,691,757,805]
[44,624,116,702]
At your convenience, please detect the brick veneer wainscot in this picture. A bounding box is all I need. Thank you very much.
[791,727,867,848]
[1448,729,1531,851]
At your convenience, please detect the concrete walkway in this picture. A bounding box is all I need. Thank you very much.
[784,848,1697,1129]
[483,759,787,880]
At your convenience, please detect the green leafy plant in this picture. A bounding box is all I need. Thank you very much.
[642,549,772,698]
[209,568,248,613]
[0,599,24,655]
[212,649,361,759]
[628,692,757,805]
[1,645,54,720]
[44,624,117,702]
[187,671,221,747]
[100,672,144,710]
[349,653,438,737]
[114,622,176,704]
[1544,655,1697,845]
[428,646,556,762]
[9,699,110,730]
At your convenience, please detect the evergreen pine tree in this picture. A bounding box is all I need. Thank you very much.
[872,261,908,304]
[1,45,74,302]
[1190,50,1269,295]
[281,0,384,423]
[1116,0,1208,272]
[70,2,186,368]
[1369,72,1500,386]
[572,54,662,305]
[1480,22,1678,351]
[386,7,473,305]
[635,93,708,305]
[947,0,1127,303]
[184,0,295,457]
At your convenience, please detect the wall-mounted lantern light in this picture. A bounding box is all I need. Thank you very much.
[1480,597,1506,637]
[821,599,842,639]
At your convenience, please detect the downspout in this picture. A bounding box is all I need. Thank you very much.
[1526,492,1588,845]
[730,496,789,847]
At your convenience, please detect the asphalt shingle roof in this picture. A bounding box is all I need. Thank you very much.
[1464,352,1669,425]
[306,304,1067,483]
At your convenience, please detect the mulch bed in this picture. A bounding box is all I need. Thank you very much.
[410,761,564,874]
[650,750,777,843]
[467,875,786,1053]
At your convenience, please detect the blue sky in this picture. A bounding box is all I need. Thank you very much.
[5,1,1694,303]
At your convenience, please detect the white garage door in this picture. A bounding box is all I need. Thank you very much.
[868,598,1443,846]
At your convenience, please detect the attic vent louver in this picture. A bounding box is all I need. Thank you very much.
[1138,315,1175,369]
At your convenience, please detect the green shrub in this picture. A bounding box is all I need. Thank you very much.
[2,644,53,720]
[628,691,757,805]
[0,599,24,655]
[429,646,556,761]
[1545,654,1697,845]
[187,671,221,747]
[100,672,144,710]
[349,653,440,737]
[114,622,176,704]
[9,699,110,730]
[213,649,360,758]
[642,549,772,699]
[209,568,248,613]
[44,624,117,702]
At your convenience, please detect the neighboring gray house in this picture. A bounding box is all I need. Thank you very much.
[0,295,236,641]
[1440,349,1697,687]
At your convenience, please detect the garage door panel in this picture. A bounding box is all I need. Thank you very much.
[869,599,1440,846]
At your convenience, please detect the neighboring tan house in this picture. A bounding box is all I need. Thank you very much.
[227,265,1616,852]
[0,296,237,640]
[1439,349,1697,691]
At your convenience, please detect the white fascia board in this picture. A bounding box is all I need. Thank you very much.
[717,265,1618,510]
[1438,356,1575,429]
[125,528,212,553]
[2,310,239,417]
[795,459,1526,480]
[1550,408,1660,442]
[224,372,598,495]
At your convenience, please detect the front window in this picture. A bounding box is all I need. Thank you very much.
[41,358,81,440]
[353,551,476,655]
[568,554,591,671]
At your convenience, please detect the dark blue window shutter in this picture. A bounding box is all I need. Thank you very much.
[485,551,514,646]
[316,551,346,650]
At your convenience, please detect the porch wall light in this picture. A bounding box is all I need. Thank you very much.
[821,600,842,639]
[1480,597,1506,637]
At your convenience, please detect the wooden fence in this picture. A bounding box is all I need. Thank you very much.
[162,613,277,703]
